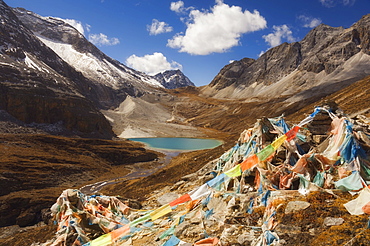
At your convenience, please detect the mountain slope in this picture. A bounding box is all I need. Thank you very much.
[13,7,165,108]
[202,14,370,104]
[0,0,113,137]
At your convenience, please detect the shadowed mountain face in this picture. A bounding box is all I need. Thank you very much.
[0,2,199,138]
[0,1,114,138]
[203,14,370,104]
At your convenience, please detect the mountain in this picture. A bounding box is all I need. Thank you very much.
[6,6,199,138]
[0,1,113,138]
[154,69,195,89]
[202,14,370,105]
[13,7,165,108]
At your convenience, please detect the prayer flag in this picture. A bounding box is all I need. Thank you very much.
[285,126,300,141]
[90,234,111,246]
[110,224,130,241]
[256,145,274,161]
[129,213,151,227]
[150,204,172,221]
[334,171,364,191]
[163,235,180,246]
[240,154,259,171]
[189,184,211,200]
[225,164,242,177]
[206,173,229,188]
[169,194,191,207]
[271,135,287,149]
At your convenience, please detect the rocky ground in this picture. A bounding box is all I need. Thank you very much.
[1,76,370,245]
[0,113,168,245]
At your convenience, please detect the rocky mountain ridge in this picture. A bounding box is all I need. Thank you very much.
[0,1,114,138]
[13,7,194,99]
[0,1,196,138]
[154,69,195,89]
[203,14,370,104]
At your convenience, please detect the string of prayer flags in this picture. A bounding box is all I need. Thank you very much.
[241,154,259,171]
[129,213,151,227]
[150,204,172,221]
[256,144,274,161]
[78,106,369,246]
[224,164,242,177]
[271,135,287,149]
[189,184,211,200]
[169,194,191,207]
[207,173,229,188]
[285,126,300,141]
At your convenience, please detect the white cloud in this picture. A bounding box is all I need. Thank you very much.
[56,18,85,35]
[167,0,267,55]
[125,52,182,75]
[343,0,356,5]
[319,0,335,7]
[298,15,322,28]
[258,50,265,57]
[147,19,173,35]
[262,25,296,48]
[85,24,91,32]
[319,0,355,7]
[170,1,185,13]
[88,33,120,46]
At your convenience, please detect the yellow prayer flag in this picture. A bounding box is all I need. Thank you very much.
[271,135,287,150]
[224,164,242,177]
[90,233,112,246]
[150,204,172,221]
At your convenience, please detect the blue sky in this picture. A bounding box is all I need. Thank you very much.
[5,0,370,86]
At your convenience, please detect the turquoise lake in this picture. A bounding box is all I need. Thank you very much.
[128,137,223,151]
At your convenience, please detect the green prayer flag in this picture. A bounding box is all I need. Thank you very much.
[256,145,274,161]
[129,213,151,227]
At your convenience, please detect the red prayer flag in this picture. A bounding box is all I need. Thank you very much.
[285,126,300,141]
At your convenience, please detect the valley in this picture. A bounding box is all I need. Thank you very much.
[0,0,370,244]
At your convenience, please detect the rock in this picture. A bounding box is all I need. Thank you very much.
[16,210,36,227]
[157,192,179,206]
[237,230,255,244]
[275,224,302,234]
[174,221,203,240]
[181,173,198,182]
[170,180,186,191]
[285,201,311,214]
[0,225,21,239]
[323,217,344,226]
[41,208,53,225]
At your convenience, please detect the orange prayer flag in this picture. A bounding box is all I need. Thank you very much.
[194,237,219,245]
[240,154,259,171]
[110,224,130,241]
[362,201,370,214]
[169,194,191,207]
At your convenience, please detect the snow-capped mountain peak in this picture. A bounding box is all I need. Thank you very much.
[154,69,195,89]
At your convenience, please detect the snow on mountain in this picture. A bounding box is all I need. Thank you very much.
[13,8,164,91]
[154,69,195,89]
